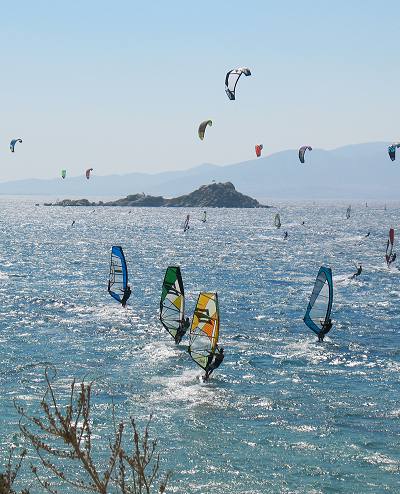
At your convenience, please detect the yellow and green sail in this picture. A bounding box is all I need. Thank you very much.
[188,292,219,370]
[160,266,185,339]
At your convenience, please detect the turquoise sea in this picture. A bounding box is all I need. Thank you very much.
[0,197,399,493]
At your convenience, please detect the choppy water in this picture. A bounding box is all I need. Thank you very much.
[0,197,399,493]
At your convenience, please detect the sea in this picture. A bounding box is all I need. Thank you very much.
[0,196,399,493]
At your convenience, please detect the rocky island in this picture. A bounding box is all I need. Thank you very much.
[44,182,269,208]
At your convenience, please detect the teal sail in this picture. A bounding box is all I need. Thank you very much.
[108,246,128,303]
[303,266,333,335]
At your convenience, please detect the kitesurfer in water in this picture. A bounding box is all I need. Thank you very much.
[365,232,370,237]
[318,319,332,342]
[121,285,132,307]
[71,220,75,227]
[204,347,225,380]
[351,264,362,279]
[283,231,288,240]
[174,317,190,344]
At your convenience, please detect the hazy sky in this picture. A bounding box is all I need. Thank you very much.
[1,0,399,181]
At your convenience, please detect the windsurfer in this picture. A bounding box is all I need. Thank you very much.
[351,264,362,279]
[318,319,332,342]
[204,347,224,380]
[174,317,190,344]
[283,231,288,240]
[388,252,397,267]
[121,285,132,307]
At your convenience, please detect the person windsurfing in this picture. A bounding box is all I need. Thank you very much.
[283,231,288,240]
[121,285,132,307]
[318,319,332,342]
[174,317,190,344]
[204,347,224,381]
[351,264,362,279]
[388,252,397,268]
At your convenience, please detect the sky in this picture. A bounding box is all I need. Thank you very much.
[0,0,399,181]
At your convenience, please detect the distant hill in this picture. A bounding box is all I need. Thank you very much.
[45,182,268,208]
[0,142,398,199]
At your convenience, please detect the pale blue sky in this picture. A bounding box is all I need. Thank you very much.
[1,0,399,180]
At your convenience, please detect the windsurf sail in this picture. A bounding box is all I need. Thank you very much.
[188,292,219,370]
[385,228,395,265]
[183,214,190,232]
[108,246,128,303]
[201,211,207,223]
[160,266,185,339]
[346,205,351,219]
[303,266,333,335]
[274,213,281,228]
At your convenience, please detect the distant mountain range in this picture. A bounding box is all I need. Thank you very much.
[0,142,398,200]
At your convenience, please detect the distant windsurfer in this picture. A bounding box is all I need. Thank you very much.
[351,264,362,279]
[387,252,397,268]
[174,317,190,344]
[283,231,288,240]
[318,319,332,342]
[183,214,190,232]
[121,285,132,307]
[204,347,224,380]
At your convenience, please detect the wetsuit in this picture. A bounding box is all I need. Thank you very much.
[204,349,225,379]
[121,286,132,307]
[351,266,362,279]
[318,319,332,342]
[174,318,190,344]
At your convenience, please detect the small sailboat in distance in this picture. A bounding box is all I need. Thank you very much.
[160,266,189,344]
[303,266,333,341]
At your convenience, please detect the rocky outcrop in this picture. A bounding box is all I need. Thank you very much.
[45,182,269,208]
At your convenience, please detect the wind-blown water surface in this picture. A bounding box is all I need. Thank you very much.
[0,198,399,493]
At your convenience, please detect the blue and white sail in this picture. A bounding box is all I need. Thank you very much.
[303,266,333,335]
[108,246,128,303]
